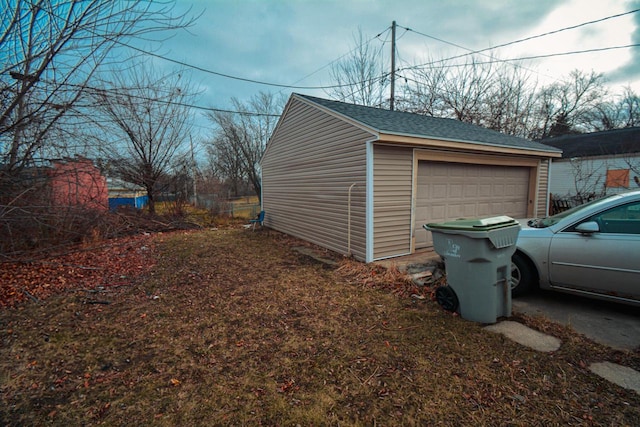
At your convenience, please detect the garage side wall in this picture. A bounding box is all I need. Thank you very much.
[372,144,413,260]
[537,159,550,216]
[261,98,372,261]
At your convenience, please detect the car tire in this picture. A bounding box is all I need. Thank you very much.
[435,286,459,312]
[511,252,536,297]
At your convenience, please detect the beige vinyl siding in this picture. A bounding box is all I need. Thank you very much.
[261,98,372,261]
[537,159,550,216]
[372,144,413,259]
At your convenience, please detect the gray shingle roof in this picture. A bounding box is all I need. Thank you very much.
[296,94,560,154]
[540,127,640,158]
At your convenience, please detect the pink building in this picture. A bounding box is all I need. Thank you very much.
[47,157,108,211]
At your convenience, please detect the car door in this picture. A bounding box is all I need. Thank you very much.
[547,201,640,300]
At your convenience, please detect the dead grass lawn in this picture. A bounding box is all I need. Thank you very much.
[1,228,639,426]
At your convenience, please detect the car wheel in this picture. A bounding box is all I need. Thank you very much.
[511,252,536,297]
[435,286,459,312]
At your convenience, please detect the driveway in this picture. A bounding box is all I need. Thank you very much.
[379,252,640,351]
[512,290,640,351]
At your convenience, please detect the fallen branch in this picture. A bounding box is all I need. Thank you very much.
[36,262,104,270]
[380,325,421,331]
[363,366,381,386]
[21,289,40,303]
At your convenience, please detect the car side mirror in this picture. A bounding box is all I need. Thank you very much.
[575,221,599,234]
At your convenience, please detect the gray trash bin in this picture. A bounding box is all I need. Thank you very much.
[424,216,521,323]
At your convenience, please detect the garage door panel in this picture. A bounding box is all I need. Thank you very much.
[478,167,493,178]
[447,204,465,218]
[450,184,463,198]
[464,185,478,197]
[463,204,477,217]
[433,183,448,198]
[492,184,505,196]
[415,161,529,248]
[431,205,446,218]
[478,203,492,215]
[479,184,492,196]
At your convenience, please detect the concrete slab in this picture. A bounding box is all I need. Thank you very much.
[374,249,440,271]
[589,362,640,395]
[513,290,640,351]
[484,321,562,352]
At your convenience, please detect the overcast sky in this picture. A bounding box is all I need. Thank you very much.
[142,0,640,135]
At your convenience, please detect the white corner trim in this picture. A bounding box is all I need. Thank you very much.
[366,140,375,262]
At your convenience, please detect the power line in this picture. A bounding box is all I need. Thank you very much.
[103,26,394,112]
[498,43,640,63]
[477,8,639,55]
[45,80,283,117]
[57,41,637,117]
[394,23,538,79]
[399,8,640,70]
[403,43,640,71]
[111,37,387,91]
[33,3,391,93]
[285,26,391,89]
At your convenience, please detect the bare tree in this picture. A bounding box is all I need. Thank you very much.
[206,92,282,200]
[93,67,195,215]
[0,0,195,255]
[439,57,496,124]
[405,60,613,140]
[405,55,539,138]
[619,87,640,128]
[403,62,448,116]
[531,70,607,139]
[0,0,194,175]
[584,86,640,131]
[327,28,389,107]
[482,66,539,137]
[568,158,606,202]
[206,133,247,198]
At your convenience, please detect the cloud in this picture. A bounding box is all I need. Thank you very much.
[157,0,640,116]
[607,0,640,86]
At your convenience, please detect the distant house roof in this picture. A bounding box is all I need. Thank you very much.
[540,127,640,159]
[296,94,561,154]
[106,177,145,192]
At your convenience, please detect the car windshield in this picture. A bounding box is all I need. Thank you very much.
[528,196,610,228]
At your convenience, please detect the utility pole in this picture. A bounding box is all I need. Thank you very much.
[190,135,197,206]
[390,20,396,111]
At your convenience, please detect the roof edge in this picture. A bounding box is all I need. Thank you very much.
[295,94,561,157]
[380,131,563,157]
[292,93,380,136]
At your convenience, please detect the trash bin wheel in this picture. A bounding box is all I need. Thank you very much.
[435,286,459,312]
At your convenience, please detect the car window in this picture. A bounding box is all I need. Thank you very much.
[582,201,640,234]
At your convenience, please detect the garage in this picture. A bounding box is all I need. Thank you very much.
[414,161,531,247]
[263,94,561,262]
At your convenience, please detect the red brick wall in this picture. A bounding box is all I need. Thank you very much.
[48,158,108,211]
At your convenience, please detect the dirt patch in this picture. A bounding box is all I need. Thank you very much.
[1,228,639,425]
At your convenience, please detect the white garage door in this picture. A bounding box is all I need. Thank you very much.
[415,161,530,247]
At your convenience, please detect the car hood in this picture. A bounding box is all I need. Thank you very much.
[516,218,544,231]
[514,218,555,242]
[516,218,532,228]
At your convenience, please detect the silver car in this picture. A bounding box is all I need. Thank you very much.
[511,190,640,306]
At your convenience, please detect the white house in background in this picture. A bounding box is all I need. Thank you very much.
[542,127,640,203]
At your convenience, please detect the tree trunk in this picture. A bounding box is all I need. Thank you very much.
[146,186,156,215]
